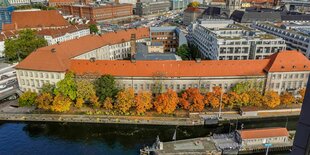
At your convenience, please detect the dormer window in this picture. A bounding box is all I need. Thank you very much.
[292,65,296,69]
[281,66,285,69]
[304,65,308,68]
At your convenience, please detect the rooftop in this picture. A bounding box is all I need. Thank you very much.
[2,10,70,31]
[37,25,89,38]
[15,27,150,72]
[239,128,289,139]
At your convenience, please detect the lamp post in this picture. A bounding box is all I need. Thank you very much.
[263,142,272,155]
[218,91,223,119]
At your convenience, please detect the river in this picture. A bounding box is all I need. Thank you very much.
[0,116,298,155]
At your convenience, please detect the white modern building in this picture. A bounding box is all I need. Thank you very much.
[252,22,310,58]
[8,0,30,5]
[188,19,286,60]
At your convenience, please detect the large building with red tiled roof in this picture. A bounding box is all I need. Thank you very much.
[2,10,70,31]
[13,27,310,94]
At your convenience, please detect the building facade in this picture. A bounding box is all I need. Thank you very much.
[0,4,14,31]
[8,0,30,5]
[60,3,133,21]
[170,0,189,10]
[150,26,187,52]
[252,22,310,58]
[37,25,90,45]
[182,7,203,26]
[188,19,286,60]
[136,0,170,16]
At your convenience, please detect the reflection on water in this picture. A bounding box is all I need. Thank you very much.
[0,116,298,155]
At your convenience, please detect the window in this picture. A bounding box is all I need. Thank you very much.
[56,74,60,79]
[177,84,180,90]
[301,73,305,78]
[182,84,186,90]
[134,84,137,90]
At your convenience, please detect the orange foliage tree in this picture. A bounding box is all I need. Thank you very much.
[90,95,100,108]
[50,94,72,112]
[248,90,263,107]
[298,88,306,103]
[179,88,204,112]
[153,89,179,114]
[204,86,223,108]
[115,88,135,113]
[135,91,153,114]
[280,92,295,106]
[263,91,280,108]
[103,97,114,110]
[75,98,84,109]
[36,92,53,110]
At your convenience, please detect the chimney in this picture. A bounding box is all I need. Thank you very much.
[130,33,136,59]
[195,58,201,63]
[51,48,56,53]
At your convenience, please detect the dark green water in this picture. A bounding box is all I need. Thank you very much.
[0,116,298,155]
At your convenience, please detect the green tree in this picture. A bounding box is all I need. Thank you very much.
[18,91,37,107]
[40,83,55,94]
[54,72,77,100]
[94,75,119,102]
[76,80,96,101]
[89,24,99,34]
[176,44,191,60]
[4,29,47,62]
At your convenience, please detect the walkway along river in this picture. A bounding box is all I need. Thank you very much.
[0,116,298,155]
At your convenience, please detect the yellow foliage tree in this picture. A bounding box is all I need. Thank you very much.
[153,89,179,114]
[298,88,306,103]
[248,90,263,107]
[35,92,53,110]
[115,88,135,113]
[135,91,153,114]
[239,92,250,106]
[90,95,100,108]
[188,1,200,7]
[280,92,295,106]
[204,86,224,108]
[103,97,114,110]
[263,91,280,108]
[50,94,72,112]
[75,98,84,109]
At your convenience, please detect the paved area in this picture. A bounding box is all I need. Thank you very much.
[0,100,34,113]
[156,137,221,154]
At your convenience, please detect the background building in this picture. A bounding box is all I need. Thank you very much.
[8,0,30,6]
[183,7,203,26]
[170,0,189,10]
[252,22,310,58]
[60,3,133,22]
[0,0,14,31]
[150,26,187,52]
[136,0,170,16]
[188,19,286,60]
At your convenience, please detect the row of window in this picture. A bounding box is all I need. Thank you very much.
[272,73,308,80]
[19,71,61,79]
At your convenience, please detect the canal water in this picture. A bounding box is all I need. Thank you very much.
[0,116,298,155]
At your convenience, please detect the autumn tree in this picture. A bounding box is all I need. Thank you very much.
[263,91,280,108]
[176,44,191,60]
[280,92,295,106]
[76,79,96,101]
[50,94,72,112]
[227,92,240,109]
[103,97,114,110]
[153,89,179,114]
[135,91,153,114]
[247,90,263,107]
[75,98,84,109]
[188,1,200,7]
[35,92,53,110]
[19,91,37,107]
[94,75,119,102]
[115,88,135,113]
[90,95,100,108]
[204,86,223,108]
[54,72,77,100]
[179,88,204,112]
[298,88,306,103]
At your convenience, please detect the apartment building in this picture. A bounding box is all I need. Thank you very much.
[60,3,133,21]
[183,7,203,26]
[15,27,150,92]
[252,22,310,58]
[37,25,90,45]
[8,0,30,5]
[150,26,187,52]
[170,0,189,10]
[188,19,286,60]
[136,0,170,16]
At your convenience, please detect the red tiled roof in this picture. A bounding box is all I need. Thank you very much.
[15,27,150,72]
[49,0,75,3]
[70,59,269,77]
[239,128,289,139]
[0,30,17,41]
[2,10,70,31]
[264,50,310,72]
[37,25,89,38]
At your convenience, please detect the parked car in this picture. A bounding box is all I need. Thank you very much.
[0,75,9,80]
